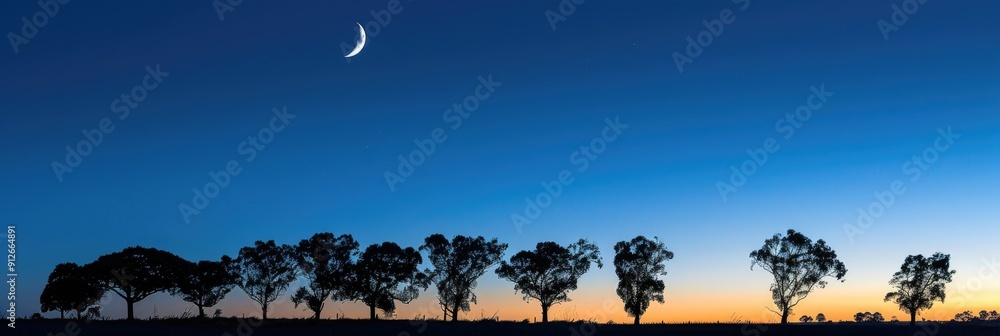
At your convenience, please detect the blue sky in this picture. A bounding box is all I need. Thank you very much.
[3,0,999,322]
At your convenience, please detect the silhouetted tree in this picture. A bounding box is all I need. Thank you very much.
[799,315,813,323]
[233,240,298,320]
[613,236,674,325]
[955,310,976,322]
[816,313,826,322]
[85,306,101,320]
[749,229,847,324]
[290,233,358,319]
[852,311,884,322]
[40,263,104,319]
[85,246,186,320]
[169,257,238,318]
[346,242,427,320]
[495,239,602,323]
[884,253,955,326]
[420,234,507,322]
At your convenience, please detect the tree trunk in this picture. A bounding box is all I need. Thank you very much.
[634,314,641,325]
[780,309,789,324]
[541,304,550,323]
[261,304,268,320]
[126,299,135,320]
[60,310,65,319]
[198,305,205,318]
[452,299,460,322]
[314,309,322,320]
[369,304,377,320]
[910,310,916,326]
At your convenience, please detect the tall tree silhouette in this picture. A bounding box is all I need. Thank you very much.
[233,240,298,320]
[290,233,358,319]
[495,239,602,323]
[85,246,185,320]
[420,234,507,321]
[346,242,427,320]
[169,257,238,318]
[613,236,674,325]
[884,253,955,326]
[749,229,847,324]
[39,263,104,319]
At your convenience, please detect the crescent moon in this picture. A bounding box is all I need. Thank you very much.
[344,22,366,58]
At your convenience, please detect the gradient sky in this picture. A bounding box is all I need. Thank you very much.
[3,0,1000,323]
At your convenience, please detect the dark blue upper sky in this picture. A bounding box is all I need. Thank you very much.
[3,0,999,321]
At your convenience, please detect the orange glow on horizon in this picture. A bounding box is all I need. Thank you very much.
[203,289,999,324]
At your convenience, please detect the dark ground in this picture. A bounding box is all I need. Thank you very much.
[15,319,1000,336]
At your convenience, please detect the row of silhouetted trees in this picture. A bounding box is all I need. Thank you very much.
[798,310,1000,323]
[41,229,958,325]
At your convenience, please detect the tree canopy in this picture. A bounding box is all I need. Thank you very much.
[232,240,298,320]
[613,236,674,325]
[495,239,602,323]
[40,262,105,319]
[169,257,238,318]
[291,233,359,319]
[347,242,427,320]
[420,234,507,321]
[884,253,955,326]
[749,229,847,324]
[854,311,884,322]
[85,246,186,320]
